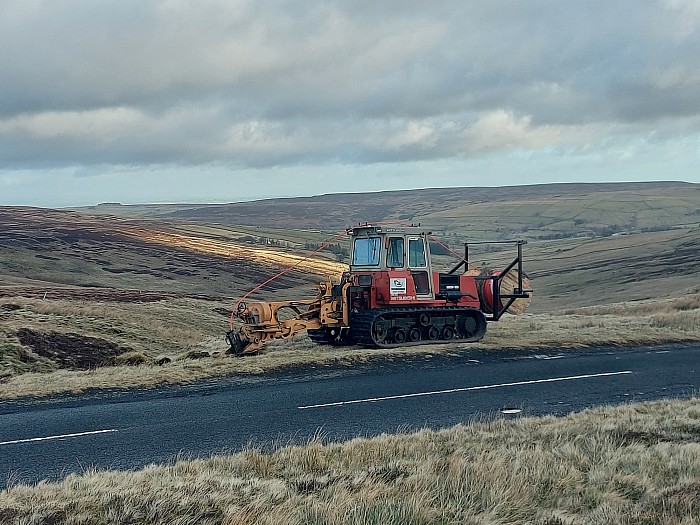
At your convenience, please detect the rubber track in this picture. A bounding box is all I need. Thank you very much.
[350,307,486,349]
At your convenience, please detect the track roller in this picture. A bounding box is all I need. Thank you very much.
[351,307,487,348]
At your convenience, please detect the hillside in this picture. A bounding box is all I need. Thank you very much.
[7,181,700,312]
[1,182,699,398]
[81,181,700,243]
[73,181,700,311]
[0,207,345,302]
[517,227,700,310]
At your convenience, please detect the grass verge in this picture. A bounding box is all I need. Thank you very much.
[2,397,700,524]
[1,291,698,401]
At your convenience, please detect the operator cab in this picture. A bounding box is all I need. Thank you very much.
[349,224,434,300]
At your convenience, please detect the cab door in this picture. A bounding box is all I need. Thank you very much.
[407,237,432,297]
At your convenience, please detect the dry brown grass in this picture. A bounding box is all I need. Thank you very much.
[2,397,700,524]
[121,225,347,278]
[561,293,700,317]
[1,290,699,400]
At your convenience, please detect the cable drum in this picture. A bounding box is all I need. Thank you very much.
[474,268,532,315]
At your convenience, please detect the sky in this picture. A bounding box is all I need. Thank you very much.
[1,1,699,207]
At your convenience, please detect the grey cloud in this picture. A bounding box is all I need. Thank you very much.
[1,0,699,170]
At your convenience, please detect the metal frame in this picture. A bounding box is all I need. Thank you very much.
[449,239,531,321]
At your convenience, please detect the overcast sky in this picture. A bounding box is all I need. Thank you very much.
[1,1,699,207]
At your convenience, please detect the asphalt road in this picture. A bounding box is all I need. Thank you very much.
[0,343,698,489]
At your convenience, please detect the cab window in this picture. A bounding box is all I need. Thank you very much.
[408,238,427,268]
[386,237,404,268]
[352,237,381,266]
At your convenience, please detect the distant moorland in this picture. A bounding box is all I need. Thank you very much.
[1,181,700,523]
[0,181,698,399]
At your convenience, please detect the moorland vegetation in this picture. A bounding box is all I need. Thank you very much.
[1,182,699,523]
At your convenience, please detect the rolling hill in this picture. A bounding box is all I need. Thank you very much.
[81,181,700,243]
[0,207,344,303]
[1,181,697,311]
[61,181,700,311]
[0,181,698,398]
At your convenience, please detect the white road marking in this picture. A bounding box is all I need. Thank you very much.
[0,429,118,446]
[298,371,633,410]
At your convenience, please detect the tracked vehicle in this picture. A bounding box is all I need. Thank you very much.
[227,224,531,355]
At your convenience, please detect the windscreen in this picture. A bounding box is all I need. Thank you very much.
[352,237,381,266]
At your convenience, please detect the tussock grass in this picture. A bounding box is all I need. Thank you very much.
[0,296,230,398]
[0,342,56,379]
[2,398,700,524]
[1,291,699,400]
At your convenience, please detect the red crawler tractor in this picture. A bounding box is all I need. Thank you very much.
[227,224,532,355]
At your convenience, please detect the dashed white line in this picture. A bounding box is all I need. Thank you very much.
[0,429,118,446]
[298,371,633,410]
